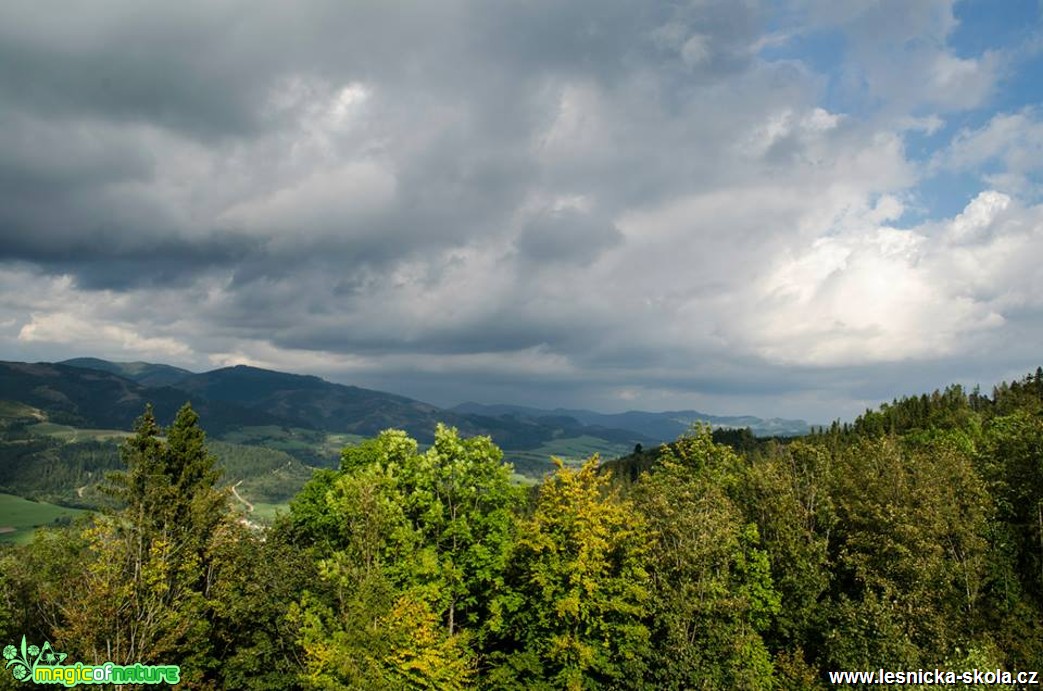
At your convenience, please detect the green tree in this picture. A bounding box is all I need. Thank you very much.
[974,411,1043,669]
[107,403,225,553]
[824,436,992,670]
[294,588,475,691]
[488,456,652,690]
[634,428,778,690]
[742,441,833,688]
[395,425,521,639]
[206,523,313,690]
[16,403,233,686]
[290,426,519,688]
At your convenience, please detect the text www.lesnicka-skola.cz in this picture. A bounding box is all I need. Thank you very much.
[828,668,1039,686]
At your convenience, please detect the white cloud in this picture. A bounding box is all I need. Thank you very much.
[941,109,1043,195]
[535,81,611,164]
[0,0,1039,421]
[681,34,712,67]
[949,190,1012,242]
[741,191,1042,366]
[219,160,398,238]
[798,0,999,113]
[19,312,193,358]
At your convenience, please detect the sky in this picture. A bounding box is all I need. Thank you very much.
[1,0,1042,423]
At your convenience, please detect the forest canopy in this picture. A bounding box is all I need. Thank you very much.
[2,369,1043,689]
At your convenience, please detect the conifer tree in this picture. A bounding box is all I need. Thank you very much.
[50,403,228,684]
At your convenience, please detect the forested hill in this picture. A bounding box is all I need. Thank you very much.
[1,359,663,487]
[1,358,810,478]
[0,361,282,433]
[453,401,810,438]
[3,359,655,450]
[61,357,196,388]
[2,368,1042,688]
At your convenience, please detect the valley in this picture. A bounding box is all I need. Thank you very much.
[0,358,808,524]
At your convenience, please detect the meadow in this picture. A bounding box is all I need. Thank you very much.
[0,492,86,544]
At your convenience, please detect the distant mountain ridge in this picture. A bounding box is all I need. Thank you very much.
[0,361,287,433]
[0,357,809,483]
[451,402,810,440]
[61,357,195,388]
[40,359,654,451]
[48,358,809,441]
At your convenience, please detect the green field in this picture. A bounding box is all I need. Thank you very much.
[217,426,356,466]
[0,400,46,420]
[250,502,290,523]
[0,493,87,544]
[321,432,369,456]
[27,421,131,443]
[505,435,634,477]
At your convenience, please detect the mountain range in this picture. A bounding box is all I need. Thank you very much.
[1,357,810,478]
[59,357,811,438]
[451,402,810,441]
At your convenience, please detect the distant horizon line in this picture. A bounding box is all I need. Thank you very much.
[40,355,818,425]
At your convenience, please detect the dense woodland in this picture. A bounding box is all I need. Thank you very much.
[2,370,1043,689]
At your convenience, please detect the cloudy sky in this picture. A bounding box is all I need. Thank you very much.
[1,0,1042,422]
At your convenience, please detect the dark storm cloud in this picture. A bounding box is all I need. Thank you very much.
[56,240,258,290]
[0,0,766,282]
[515,208,623,265]
[269,320,570,358]
[1,0,1038,422]
[0,3,276,138]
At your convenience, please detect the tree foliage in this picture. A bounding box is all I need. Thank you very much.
[289,425,518,688]
[4,367,1043,688]
[634,429,778,690]
[487,456,651,690]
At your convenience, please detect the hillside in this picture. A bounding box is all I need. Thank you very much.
[0,358,807,488]
[171,365,464,439]
[0,359,660,482]
[61,357,195,388]
[452,402,810,440]
[0,361,287,434]
[137,363,655,454]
